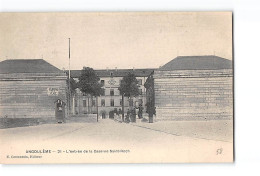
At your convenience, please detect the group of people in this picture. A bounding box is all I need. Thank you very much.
[125,104,143,123]
[113,104,144,123]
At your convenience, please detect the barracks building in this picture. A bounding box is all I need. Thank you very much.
[69,68,154,118]
[0,55,233,125]
[145,55,233,121]
[0,59,68,125]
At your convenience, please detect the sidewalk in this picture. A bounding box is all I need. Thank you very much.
[131,118,233,142]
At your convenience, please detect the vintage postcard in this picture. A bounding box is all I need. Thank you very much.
[0,12,233,164]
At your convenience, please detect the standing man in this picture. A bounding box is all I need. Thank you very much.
[138,104,143,119]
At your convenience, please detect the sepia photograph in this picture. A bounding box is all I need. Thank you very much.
[0,12,233,164]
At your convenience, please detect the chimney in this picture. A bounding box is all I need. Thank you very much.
[106,67,109,71]
[115,67,117,71]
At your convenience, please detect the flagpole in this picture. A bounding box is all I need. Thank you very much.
[68,38,71,117]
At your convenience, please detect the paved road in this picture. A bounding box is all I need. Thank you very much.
[0,118,233,163]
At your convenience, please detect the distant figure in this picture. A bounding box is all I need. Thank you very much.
[114,108,118,119]
[118,108,122,115]
[114,108,118,115]
[125,109,130,123]
[138,104,143,119]
[130,107,136,122]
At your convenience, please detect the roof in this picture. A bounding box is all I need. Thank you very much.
[70,68,155,78]
[0,59,62,74]
[159,55,232,71]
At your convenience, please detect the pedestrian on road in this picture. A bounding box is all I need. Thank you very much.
[125,109,130,123]
[138,104,143,119]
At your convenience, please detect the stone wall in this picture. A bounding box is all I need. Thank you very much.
[0,73,67,120]
[153,69,233,121]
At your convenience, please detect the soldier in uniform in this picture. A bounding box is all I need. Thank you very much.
[55,99,66,123]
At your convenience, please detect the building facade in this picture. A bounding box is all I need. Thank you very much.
[70,69,154,118]
[0,56,233,125]
[0,59,68,124]
[146,56,233,121]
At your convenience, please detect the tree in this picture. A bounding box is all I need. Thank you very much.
[118,72,140,121]
[68,77,78,95]
[78,67,103,121]
[144,73,155,123]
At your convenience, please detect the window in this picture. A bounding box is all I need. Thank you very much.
[138,89,142,95]
[110,72,113,77]
[75,99,77,107]
[120,99,122,106]
[110,89,114,96]
[101,80,105,86]
[101,99,105,107]
[129,99,133,107]
[83,100,86,107]
[137,79,142,85]
[92,99,96,107]
[110,99,114,107]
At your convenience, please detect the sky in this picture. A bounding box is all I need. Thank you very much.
[0,12,232,70]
